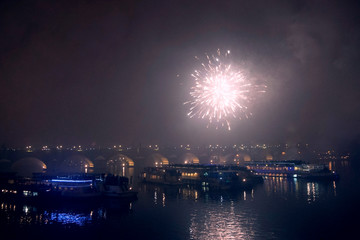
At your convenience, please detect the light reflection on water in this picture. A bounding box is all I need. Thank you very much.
[262,177,337,203]
[0,160,354,239]
[43,211,94,226]
[0,201,108,227]
[189,201,259,240]
[0,199,136,229]
[139,183,269,239]
[139,175,340,239]
[143,177,337,205]
[0,177,339,239]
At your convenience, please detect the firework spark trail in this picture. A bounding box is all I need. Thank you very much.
[185,49,266,130]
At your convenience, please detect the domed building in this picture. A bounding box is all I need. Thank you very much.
[11,158,47,177]
[180,153,200,164]
[61,155,94,173]
[147,153,169,167]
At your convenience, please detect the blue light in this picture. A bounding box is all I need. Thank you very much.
[44,211,92,226]
[50,179,93,183]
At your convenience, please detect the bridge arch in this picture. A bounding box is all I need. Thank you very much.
[233,153,252,165]
[146,153,169,167]
[11,157,47,177]
[61,154,94,174]
[106,154,134,176]
[180,152,200,164]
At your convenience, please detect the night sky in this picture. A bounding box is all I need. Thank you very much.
[1,0,360,147]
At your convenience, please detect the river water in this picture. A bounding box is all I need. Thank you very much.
[1,160,359,240]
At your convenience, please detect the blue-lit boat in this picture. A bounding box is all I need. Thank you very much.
[48,175,137,200]
[1,174,137,201]
[49,178,101,199]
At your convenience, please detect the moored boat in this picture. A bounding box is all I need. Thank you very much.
[49,177,101,199]
[100,175,138,200]
[140,164,263,190]
[245,161,339,180]
[1,173,138,202]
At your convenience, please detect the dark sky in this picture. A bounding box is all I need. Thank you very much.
[1,0,360,147]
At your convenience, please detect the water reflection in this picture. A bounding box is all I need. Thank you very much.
[306,182,319,203]
[188,199,260,239]
[42,210,96,226]
[181,187,199,201]
[140,183,254,204]
[0,200,132,227]
[328,160,350,171]
[263,177,298,196]
[138,179,340,239]
[162,193,166,207]
[140,176,339,210]
[262,177,337,203]
[0,160,352,240]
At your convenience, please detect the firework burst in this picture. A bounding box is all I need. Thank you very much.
[185,49,266,130]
